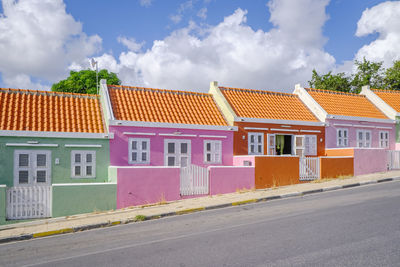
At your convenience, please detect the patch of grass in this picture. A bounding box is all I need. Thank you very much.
[133,215,147,222]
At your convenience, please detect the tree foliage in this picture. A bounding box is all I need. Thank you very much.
[309,58,400,93]
[384,60,400,90]
[51,69,121,95]
[351,58,384,92]
[308,70,351,92]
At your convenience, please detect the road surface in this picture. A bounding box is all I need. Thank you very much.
[1,181,400,266]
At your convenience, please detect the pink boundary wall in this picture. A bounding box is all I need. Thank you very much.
[209,166,255,195]
[353,149,388,176]
[116,165,254,208]
[325,119,396,149]
[109,125,234,167]
[325,148,389,176]
[117,167,180,209]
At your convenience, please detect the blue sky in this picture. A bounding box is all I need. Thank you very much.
[0,0,399,92]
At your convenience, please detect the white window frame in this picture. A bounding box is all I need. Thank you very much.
[204,140,222,164]
[356,130,372,148]
[14,150,51,186]
[71,150,96,178]
[337,128,349,147]
[164,139,191,167]
[304,135,317,156]
[267,134,276,155]
[248,132,264,155]
[379,131,389,148]
[294,135,305,157]
[128,138,150,164]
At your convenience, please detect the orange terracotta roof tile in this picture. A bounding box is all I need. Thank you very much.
[372,89,400,113]
[219,87,319,122]
[0,88,105,133]
[108,85,228,126]
[306,88,388,119]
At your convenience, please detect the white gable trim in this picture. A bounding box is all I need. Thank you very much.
[360,85,400,120]
[244,127,269,131]
[293,84,328,122]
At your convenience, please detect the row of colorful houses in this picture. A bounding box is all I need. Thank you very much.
[1,80,400,222]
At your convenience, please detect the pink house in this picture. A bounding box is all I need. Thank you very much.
[99,80,254,207]
[100,81,236,167]
[294,85,396,175]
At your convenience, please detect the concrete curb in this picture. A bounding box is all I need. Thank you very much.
[1,177,399,244]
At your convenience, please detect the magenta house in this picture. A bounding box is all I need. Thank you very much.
[100,81,236,168]
[99,80,254,207]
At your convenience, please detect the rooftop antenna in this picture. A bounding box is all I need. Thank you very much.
[90,58,99,95]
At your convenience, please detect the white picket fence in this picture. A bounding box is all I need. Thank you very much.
[6,186,52,219]
[180,165,209,196]
[299,157,320,181]
[388,150,400,170]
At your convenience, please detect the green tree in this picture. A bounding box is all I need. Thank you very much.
[308,69,351,92]
[351,57,384,92]
[51,69,121,95]
[384,60,400,90]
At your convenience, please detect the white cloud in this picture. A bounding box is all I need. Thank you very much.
[139,0,153,7]
[0,0,101,89]
[92,0,335,92]
[197,7,207,20]
[354,1,400,67]
[169,0,195,24]
[117,36,144,52]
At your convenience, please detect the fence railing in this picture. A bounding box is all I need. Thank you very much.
[180,165,209,196]
[6,186,52,219]
[299,157,320,181]
[388,150,400,170]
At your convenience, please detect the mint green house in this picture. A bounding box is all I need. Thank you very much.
[0,88,116,223]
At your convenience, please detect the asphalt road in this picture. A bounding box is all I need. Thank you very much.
[1,181,400,267]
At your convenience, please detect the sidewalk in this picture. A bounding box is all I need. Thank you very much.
[1,170,400,244]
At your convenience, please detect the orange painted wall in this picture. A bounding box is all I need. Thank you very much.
[234,122,326,156]
[325,148,354,157]
[254,156,299,189]
[320,157,354,179]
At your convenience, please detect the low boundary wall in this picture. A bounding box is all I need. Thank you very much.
[52,183,117,217]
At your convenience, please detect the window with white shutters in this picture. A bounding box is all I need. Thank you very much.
[379,131,389,148]
[164,139,191,167]
[248,132,264,155]
[129,138,150,164]
[71,151,96,178]
[204,140,222,164]
[337,128,349,147]
[14,150,51,185]
[294,135,305,157]
[267,134,276,155]
[357,130,372,148]
[304,135,317,156]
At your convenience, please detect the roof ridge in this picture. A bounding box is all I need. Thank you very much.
[109,84,210,97]
[372,88,400,93]
[0,87,99,99]
[306,87,363,97]
[219,86,297,97]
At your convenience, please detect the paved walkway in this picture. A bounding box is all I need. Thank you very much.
[1,170,400,243]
